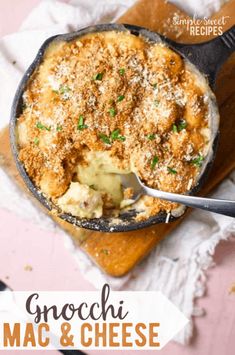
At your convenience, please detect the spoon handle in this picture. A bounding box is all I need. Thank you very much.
[143,186,235,218]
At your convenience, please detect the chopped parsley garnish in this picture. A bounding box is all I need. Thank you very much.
[34,137,39,145]
[151,156,159,169]
[191,155,204,167]
[109,107,117,117]
[99,133,111,145]
[153,83,158,89]
[77,115,88,130]
[99,129,125,145]
[117,95,125,102]
[172,119,187,133]
[119,68,125,76]
[36,122,51,131]
[167,167,177,174]
[117,136,126,142]
[111,129,126,142]
[93,72,103,81]
[111,129,120,140]
[178,119,187,131]
[100,249,109,255]
[147,133,155,140]
[56,125,63,131]
[59,85,70,94]
[53,85,71,97]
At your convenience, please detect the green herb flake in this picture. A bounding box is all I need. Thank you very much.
[153,83,158,89]
[77,115,88,130]
[78,115,84,126]
[151,156,159,170]
[59,85,70,94]
[52,85,71,95]
[178,119,187,131]
[191,155,204,167]
[36,122,44,130]
[147,133,155,140]
[167,167,177,174]
[117,95,125,102]
[119,68,125,76]
[109,107,117,117]
[93,72,103,81]
[36,122,51,131]
[99,133,111,145]
[34,137,39,145]
[111,129,126,142]
[56,125,63,132]
[172,120,187,133]
[100,249,109,255]
[111,129,120,140]
[117,135,126,142]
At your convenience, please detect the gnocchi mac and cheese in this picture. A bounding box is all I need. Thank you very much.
[17,31,213,221]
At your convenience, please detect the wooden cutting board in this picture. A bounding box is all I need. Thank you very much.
[0,0,235,277]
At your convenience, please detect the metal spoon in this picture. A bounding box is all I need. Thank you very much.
[119,172,235,218]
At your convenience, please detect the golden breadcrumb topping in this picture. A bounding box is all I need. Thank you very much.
[17,31,210,219]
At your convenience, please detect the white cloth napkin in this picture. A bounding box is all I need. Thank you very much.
[0,0,234,345]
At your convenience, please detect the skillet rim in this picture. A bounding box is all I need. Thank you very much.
[9,23,220,232]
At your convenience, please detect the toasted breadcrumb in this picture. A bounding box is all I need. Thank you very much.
[17,31,210,219]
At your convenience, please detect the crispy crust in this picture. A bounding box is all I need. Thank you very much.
[17,31,210,218]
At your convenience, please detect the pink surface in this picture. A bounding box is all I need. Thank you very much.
[0,1,234,355]
[0,0,40,37]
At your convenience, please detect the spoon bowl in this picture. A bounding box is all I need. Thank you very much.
[118,172,235,218]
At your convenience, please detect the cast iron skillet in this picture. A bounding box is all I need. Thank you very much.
[10,23,235,232]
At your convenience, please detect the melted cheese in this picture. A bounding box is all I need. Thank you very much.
[77,151,129,207]
[57,182,103,218]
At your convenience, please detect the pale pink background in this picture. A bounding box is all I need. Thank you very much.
[0,1,234,354]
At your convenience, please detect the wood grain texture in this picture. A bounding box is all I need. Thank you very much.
[0,0,234,276]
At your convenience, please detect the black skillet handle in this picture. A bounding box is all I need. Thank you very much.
[171,25,235,88]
